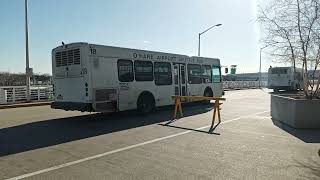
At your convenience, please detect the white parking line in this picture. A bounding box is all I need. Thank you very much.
[6,111,269,180]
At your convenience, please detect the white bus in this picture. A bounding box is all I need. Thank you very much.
[51,42,223,113]
[267,66,303,92]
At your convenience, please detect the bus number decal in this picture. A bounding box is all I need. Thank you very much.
[90,47,97,55]
[81,68,87,75]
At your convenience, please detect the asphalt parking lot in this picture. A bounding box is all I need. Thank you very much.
[0,89,319,180]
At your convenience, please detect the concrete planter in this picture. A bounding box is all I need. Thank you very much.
[271,94,320,128]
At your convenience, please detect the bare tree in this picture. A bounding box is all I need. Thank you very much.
[0,72,52,86]
[259,0,320,99]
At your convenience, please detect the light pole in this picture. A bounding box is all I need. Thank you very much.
[259,45,268,88]
[198,23,222,56]
[25,0,31,101]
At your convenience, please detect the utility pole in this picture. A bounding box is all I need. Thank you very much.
[198,33,201,56]
[25,0,31,101]
[259,45,268,88]
[198,23,222,57]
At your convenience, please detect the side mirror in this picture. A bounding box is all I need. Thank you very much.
[225,68,228,74]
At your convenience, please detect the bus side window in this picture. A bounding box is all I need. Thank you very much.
[212,66,221,83]
[187,64,202,84]
[134,60,153,81]
[118,59,134,82]
[202,65,212,83]
[154,62,172,85]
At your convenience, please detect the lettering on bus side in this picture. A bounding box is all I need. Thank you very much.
[132,52,200,64]
[196,59,204,63]
[133,53,153,60]
[156,55,177,61]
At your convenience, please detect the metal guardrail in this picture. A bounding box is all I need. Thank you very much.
[0,85,53,105]
[0,81,266,105]
[223,81,267,89]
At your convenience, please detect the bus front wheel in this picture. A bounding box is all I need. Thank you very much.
[137,92,155,114]
[203,88,213,103]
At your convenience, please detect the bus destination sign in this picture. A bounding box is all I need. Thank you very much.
[132,52,203,64]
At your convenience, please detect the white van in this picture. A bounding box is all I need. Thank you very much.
[267,66,303,92]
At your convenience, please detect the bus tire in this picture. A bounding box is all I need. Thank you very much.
[137,92,155,114]
[203,87,213,103]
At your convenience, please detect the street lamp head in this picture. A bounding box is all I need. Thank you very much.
[216,24,222,26]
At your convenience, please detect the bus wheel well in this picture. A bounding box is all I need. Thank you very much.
[138,91,155,100]
[204,87,213,97]
[137,91,155,114]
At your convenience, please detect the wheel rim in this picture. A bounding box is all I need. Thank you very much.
[139,96,154,113]
[204,90,212,97]
[142,102,149,111]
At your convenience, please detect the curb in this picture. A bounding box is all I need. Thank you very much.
[0,101,52,109]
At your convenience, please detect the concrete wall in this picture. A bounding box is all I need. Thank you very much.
[271,94,320,128]
[223,81,267,89]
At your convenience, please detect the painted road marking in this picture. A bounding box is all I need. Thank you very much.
[6,111,269,180]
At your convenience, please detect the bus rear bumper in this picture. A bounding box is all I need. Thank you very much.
[51,101,93,112]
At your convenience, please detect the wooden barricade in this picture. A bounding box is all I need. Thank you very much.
[171,96,226,127]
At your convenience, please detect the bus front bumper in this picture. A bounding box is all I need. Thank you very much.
[51,101,93,112]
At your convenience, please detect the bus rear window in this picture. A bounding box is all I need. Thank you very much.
[118,59,134,82]
[272,69,288,74]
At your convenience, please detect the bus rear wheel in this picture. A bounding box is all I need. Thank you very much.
[137,93,155,114]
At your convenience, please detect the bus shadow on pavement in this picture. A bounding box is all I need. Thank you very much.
[272,119,320,143]
[0,103,212,157]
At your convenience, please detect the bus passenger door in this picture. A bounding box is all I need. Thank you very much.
[180,65,187,96]
[173,64,187,96]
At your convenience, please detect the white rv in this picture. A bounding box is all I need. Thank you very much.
[267,66,303,92]
[51,42,223,113]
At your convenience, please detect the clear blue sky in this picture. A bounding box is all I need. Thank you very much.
[0,0,267,75]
